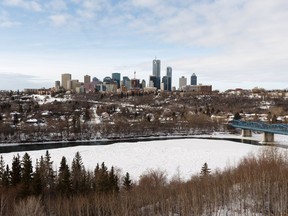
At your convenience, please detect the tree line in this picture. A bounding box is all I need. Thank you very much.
[0,151,132,199]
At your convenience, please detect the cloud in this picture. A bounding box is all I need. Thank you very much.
[49,14,72,26]
[47,0,67,11]
[0,73,50,91]
[3,0,43,12]
[0,10,20,27]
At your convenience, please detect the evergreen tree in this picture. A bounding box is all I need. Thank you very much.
[44,151,55,191]
[108,166,119,193]
[122,172,133,191]
[21,153,33,196]
[10,154,21,186]
[233,112,241,120]
[1,165,10,187]
[32,159,43,195]
[57,156,71,195]
[0,155,5,186]
[200,162,211,177]
[13,113,19,125]
[71,152,85,193]
[95,162,110,193]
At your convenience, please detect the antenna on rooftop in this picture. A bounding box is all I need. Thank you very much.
[134,71,136,79]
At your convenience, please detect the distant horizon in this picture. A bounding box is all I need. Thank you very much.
[1,0,288,91]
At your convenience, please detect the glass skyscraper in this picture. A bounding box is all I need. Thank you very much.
[112,72,121,88]
[152,58,161,89]
[191,73,197,85]
[166,66,172,91]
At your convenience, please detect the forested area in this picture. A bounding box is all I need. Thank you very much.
[1,148,288,215]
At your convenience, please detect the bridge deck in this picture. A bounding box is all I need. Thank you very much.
[230,120,288,135]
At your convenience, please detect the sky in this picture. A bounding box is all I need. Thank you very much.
[1,0,288,91]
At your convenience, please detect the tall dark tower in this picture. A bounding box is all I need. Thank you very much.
[166,66,172,91]
[112,72,121,88]
[152,58,161,89]
[191,73,197,85]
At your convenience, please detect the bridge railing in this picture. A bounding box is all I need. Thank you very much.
[230,120,288,135]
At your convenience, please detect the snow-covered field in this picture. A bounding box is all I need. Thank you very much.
[0,138,276,181]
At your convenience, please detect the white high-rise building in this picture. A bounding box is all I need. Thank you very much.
[179,76,187,90]
[61,73,71,90]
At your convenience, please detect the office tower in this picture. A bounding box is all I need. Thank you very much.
[191,73,197,85]
[166,66,172,91]
[152,58,161,89]
[112,72,121,88]
[84,75,91,84]
[130,79,140,90]
[92,77,99,82]
[103,76,112,84]
[162,76,168,91]
[141,79,146,89]
[70,79,80,92]
[149,75,157,88]
[179,76,187,89]
[55,80,60,89]
[61,73,71,90]
[123,76,131,90]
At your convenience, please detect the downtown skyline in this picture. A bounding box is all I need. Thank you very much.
[1,0,288,91]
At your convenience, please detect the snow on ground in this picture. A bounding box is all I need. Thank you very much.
[0,139,272,181]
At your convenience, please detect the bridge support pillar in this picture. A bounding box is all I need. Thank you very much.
[242,129,252,137]
[263,132,274,143]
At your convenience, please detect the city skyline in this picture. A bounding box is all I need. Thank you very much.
[1,0,288,91]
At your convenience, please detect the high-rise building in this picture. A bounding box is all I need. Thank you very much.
[130,79,140,90]
[152,58,161,89]
[84,75,91,84]
[70,79,80,92]
[55,80,60,89]
[191,73,197,85]
[61,73,71,90]
[166,66,172,91]
[112,72,121,88]
[162,76,168,91]
[179,76,187,89]
[166,66,172,77]
[149,75,157,88]
[123,76,131,90]
[141,79,146,89]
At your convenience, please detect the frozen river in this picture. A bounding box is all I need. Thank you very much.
[0,137,270,181]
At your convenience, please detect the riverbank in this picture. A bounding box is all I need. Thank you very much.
[1,131,288,154]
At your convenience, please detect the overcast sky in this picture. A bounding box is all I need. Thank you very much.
[1,0,288,91]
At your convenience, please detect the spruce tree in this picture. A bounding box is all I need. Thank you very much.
[44,151,55,191]
[10,154,21,186]
[200,162,211,177]
[71,152,85,193]
[1,165,10,187]
[57,156,71,195]
[95,162,110,193]
[233,112,241,120]
[0,155,5,186]
[123,172,133,191]
[21,153,33,196]
[108,166,119,193]
[32,159,43,195]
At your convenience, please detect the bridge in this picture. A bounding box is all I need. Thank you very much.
[229,120,288,143]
